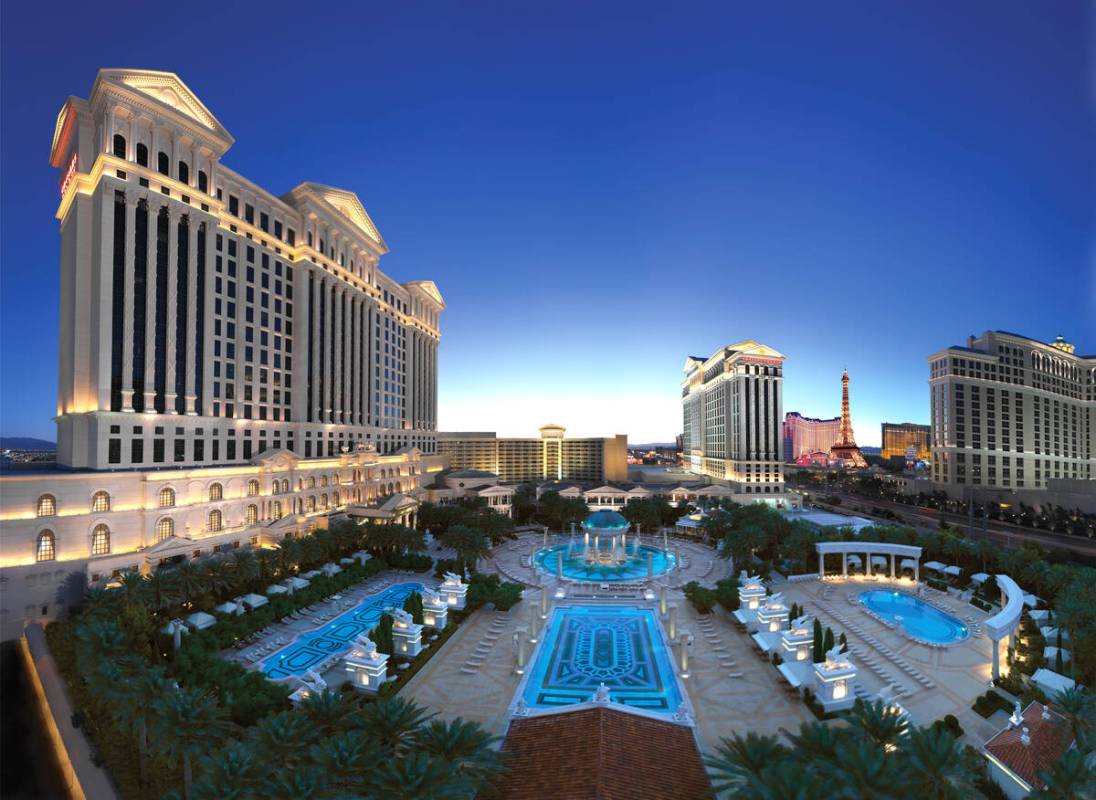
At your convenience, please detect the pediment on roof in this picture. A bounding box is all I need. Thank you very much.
[727,341,785,360]
[292,182,387,251]
[252,448,300,470]
[586,485,625,495]
[95,70,234,146]
[405,280,446,309]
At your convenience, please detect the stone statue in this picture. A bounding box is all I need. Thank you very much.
[592,683,611,704]
[824,643,847,664]
[513,698,529,717]
[792,615,811,629]
[422,588,442,606]
[390,607,414,626]
[673,702,692,723]
[442,571,463,586]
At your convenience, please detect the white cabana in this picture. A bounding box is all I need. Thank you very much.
[943,565,962,577]
[1044,646,1071,663]
[267,584,289,595]
[284,576,310,591]
[300,570,322,580]
[1031,667,1075,697]
[240,593,268,609]
[352,550,372,565]
[186,611,217,630]
[900,558,918,572]
[321,562,342,576]
[214,601,239,616]
[1023,593,1040,608]
[923,561,946,573]
[870,556,888,569]
[340,557,356,565]
[1041,626,1069,644]
[1028,609,1052,624]
[845,554,862,565]
[970,572,990,585]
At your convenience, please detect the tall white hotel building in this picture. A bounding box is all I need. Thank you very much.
[0,70,446,639]
[681,341,792,502]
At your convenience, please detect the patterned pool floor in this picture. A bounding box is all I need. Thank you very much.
[522,606,681,712]
[262,582,423,679]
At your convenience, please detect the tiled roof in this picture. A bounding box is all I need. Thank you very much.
[984,702,1074,789]
[496,706,713,800]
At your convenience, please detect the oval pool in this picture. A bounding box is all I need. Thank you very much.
[858,589,968,645]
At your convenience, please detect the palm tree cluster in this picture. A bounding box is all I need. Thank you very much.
[706,697,1095,799]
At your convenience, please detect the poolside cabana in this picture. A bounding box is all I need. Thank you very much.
[1040,626,1069,644]
[240,593,268,609]
[214,601,241,616]
[923,561,946,574]
[1023,593,1041,608]
[985,575,1024,679]
[943,565,961,578]
[816,541,922,581]
[1044,646,1071,664]
[300,570,322,580]
[970,572,990,585]
[186,611,217,631]
[1028,609,1052,624]
[352,550,372,565]
[267,584,289,595]
[1031,667,1075,697]
[321,562,342,576]
[340,557,356,566]
[284,576,310,592]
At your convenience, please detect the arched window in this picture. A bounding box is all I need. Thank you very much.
[307,496,316,512]
[333,474,341,485]
[321,476,328,487]
[197,171,208,193]
[333,490,340,506]
[246,504,258,525]
[308,477,316,489]
[157,151,170,175]
[157,517,174,542]
[36,495,56,517]
[159,487,176,508]
[35,531,56,562]
[247,479,260,497]
[112,134,126,158]
[208,509,223,532]
[136,143,148,167]
[280,479,289,493]
[91,491,111,513]
[91,524,111,556]
[273,501,283,518]
[208,483,223,502]
[178,162,189,185]
[320,494,329,509]
[271,481,280,495]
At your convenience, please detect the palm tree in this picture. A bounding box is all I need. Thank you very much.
[365,750,473,800]
[704,732,788,794]
[900,726,976,799]
[815,737,902,799]
[191,742,270,800]
[105,660,173,789]
[118,570,147,610]
[1053,687,1094,753]
[413,718,503,792]
[307,731,383,796]
[299,689,358,737]
[440,525,490,572]
[145,571,181,613]
[172,561,207,608]
[257,764,329,799]
[783,721,846,762]
[152,687,236,800]
[1032,749,1096,799]
[230,550,260,593]
[844,699,910,749]
[352,696,435,756]
[737,761,825,800]
[248,710,320,766]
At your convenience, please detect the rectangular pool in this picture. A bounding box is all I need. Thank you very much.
[521,605,682,713]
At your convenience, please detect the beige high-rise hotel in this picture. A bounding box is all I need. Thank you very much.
[438,425,628,483]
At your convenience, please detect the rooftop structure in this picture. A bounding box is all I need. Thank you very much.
[983,701,1074,797]
[783,412,840,462]
[829,370,866,467]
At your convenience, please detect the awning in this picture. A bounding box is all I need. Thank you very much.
[778,662,805,688]
[970,573,989,585]
[943,565,961,577]
[214,601,238,615]
[923,561,946,573]
[1044,646,1071,662]
[900,558,918,571]
[1031,667,1075,696]
[1028,609,1052,623]
[285,576,310,590]
[186,611,217,630]
[267,584,289,595]
[300,570,322,580]
[321,563,342,575]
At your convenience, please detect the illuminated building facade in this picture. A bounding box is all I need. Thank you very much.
[782,412,841,462]
[437,425,627,483]
[0,69,446,640]
[928,331,1095,495]
[681,342,787,495]
[881,422,930,461]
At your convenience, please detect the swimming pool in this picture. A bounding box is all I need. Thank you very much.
[858,589,968,645]
[534,544,675,582]
[261,582,423,679]
[520,605,682,713]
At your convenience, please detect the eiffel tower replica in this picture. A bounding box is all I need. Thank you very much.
[829,369,867,467]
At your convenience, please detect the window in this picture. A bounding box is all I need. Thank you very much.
[197,170,208,193]
[209,483,223,502]
[159,487,176,507]
[309,477,316,489]
[247,479,260,497]
[91,491,111,513]
[273,501,283,518]
[136,143,148,167]
[246,504,258,525]
[307,496,316,512]
[112,134,126,158]
[320,493,329,509]
[157,517,174,542]
[36,495,56,517]
[208,509,223,532]
[35,531,56,562]
[281,479,289,493]
[178,162,189,185]
[158,151,170,175]
[91,524,111,556]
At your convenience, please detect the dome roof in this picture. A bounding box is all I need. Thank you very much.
[583,510,629,531]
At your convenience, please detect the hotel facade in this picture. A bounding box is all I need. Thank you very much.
[928,331,1094,504]
[0,69,446,640]
[437,425,628,484]
[880,422,930,461]
[782,412,841,462]
[681,342,788,498]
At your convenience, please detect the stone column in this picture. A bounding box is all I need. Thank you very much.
[332,287,343,423]
[992,636,1001,679]
[121,191,139,411]
[842,553,848,578]
[201,220,215,415]
[668,604,678,640]
[184,215,199,414]
[660,586,667,616]
[540,587,548,620]
[323,281,333,422]
[556,552,563,579]
[818,551,824,579]
[311,275,323,422]
[864,552,870,578]
[143,202,160,409]
[890,554,895,580]
[164,206,180,411]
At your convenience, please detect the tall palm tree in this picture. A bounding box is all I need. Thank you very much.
[844,699,910,749]
[815,737,903,799]
[172,561,207,608]
[299,689,358,737]
[352,696,435,757]
[230,550,260,594]
[413,718,503,792]
[738,761,825,800]
[900,726,977,799]
[365,751,473,800]
[440,525,490,571]
[105,660,173,789]
[782,721,846,763]
[191,742,270,800]
[307,730,383,796]
[248,710,320,767]
[257,764,329,800]
[118,570,147,610]
[1032,749,1096,799]
[704,732,788,795]
[145,571,182,613]
[1053,687,1094,753]
[152,687,236,800]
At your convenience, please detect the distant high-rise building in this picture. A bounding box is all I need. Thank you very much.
[783,412,841,462]
[929,331,1094,495]
[829,370,866,467]
[681,342,786,496]
[437,425,627,483]
[881,422,930,461]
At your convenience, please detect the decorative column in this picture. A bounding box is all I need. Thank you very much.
[668,604,678,641]
[164,206,180,412]
[201,220,215,415]
[332,287,342,423]
[311,275,323,422]
[540,586,548,620]
[143,201,159,410]
[647,552,653,578]
[890,554,896,580]
[818,551,824,579]
[184,215,199,414]
[121,191,139,411]
[842,553,848,578]
[864,552,871,578]
[660,585,668,616]
[557,552,563,579]
[514,628,528,675]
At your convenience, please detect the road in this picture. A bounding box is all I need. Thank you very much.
[812,489,1096,560]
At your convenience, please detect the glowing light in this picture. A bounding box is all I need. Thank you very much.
[59,153,78,198]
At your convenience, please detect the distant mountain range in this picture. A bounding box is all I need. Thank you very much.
[628,442,677,450]
[0,437,56,450]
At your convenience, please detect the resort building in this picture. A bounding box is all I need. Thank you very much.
[424,469,515,517]
[437,425,628,484]
[880,422,930,461]
[928,331,1095,502]
[982,701,1076,799]
[782,412,840,462]
[0,68,445,640]
[681,342,789,496]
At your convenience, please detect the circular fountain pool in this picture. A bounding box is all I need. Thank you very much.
[534,543,675,582]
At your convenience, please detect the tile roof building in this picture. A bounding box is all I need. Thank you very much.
[983,701,1075,798]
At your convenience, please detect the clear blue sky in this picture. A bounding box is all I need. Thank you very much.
[2,2,1093,444]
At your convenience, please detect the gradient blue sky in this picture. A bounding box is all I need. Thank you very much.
[2,2,1093,445]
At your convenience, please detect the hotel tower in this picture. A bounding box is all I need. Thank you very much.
[0,69,446,639]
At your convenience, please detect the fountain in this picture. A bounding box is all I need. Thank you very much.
[534,510,675,582]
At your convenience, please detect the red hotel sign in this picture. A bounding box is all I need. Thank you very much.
[741,356,782,366]
[60,152,78,197]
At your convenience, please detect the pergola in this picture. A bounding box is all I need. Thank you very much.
[816,541,923,582]
[985,574,1024,679]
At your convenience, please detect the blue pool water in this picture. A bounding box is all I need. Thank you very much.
[859,590,968,644]
[261,582,423,679]
[522,606,682,712]
[534,544,675,582]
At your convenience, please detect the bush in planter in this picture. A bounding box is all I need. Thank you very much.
[491,582,523,611]
[713,579,739,611]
